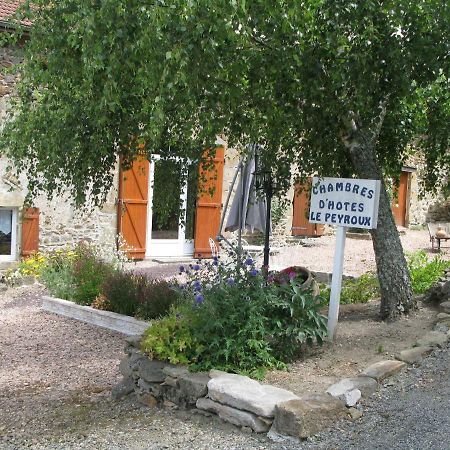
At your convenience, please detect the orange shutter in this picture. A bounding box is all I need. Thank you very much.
[118,157,148,259]
[194,147,225,258]
[292,178,324,237]
[21,207,39,257]
[391,171,409,227]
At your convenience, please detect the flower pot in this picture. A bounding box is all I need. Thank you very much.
[436,227,447,239]
[273,266,319,296]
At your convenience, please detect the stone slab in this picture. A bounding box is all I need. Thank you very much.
[271,393,346,439]
[359,360,406,381]
[163,366,189,378]
[437,312,450,320]
[136,358,167,383]
[326,377,378,398]
[396,346,433,364]
[111,376,135,400]
[440,301,450,314]
[207,373,299,418]
[196,398,271,433]
[42,295,150,335]
[416,331,448,348]
[178,372,209,404]
[338,389,361,407]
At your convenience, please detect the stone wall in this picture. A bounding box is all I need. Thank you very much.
[0,46,118,259]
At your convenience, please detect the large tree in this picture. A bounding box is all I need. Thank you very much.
[1,0,449,319]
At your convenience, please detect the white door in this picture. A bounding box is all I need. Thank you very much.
[145,157,195,258]
[0,208,17,262]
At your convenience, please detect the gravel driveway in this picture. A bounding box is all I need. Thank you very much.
[1,249,450,449]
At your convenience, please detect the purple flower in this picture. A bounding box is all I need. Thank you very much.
[212,260,218,266]
[179,265,185,273]
[226,278,235,286]
[193,264,200,271]
[195,293,204,304]
[250,269,259,276]
[213,256,219,262]
[288,271,296,279]
[245,257,254,266]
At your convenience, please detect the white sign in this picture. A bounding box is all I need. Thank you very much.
[309,177,381,229]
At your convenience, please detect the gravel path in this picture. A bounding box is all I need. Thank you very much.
[2,285,450,449]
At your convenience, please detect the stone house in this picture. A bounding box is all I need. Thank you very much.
[0,1,447,266]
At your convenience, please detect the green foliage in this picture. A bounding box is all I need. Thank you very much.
[101,271,179,319]
[142,255,327,378]
[321,273,380,305]
[407,250,450,294]
[70,243,115,306]
[40,250,77,300]
[141,311,200,366]
[101,270,138,316]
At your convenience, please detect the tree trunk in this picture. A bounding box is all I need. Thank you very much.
[343,131,415,320]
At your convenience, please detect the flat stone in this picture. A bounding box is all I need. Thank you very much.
[135,359,167,383]
[326,377,378,398]
[178,372,209,405]
[111,376,135,400]
[136,391,158,407]
[209,369,229,378]
[416,331,448,348]
[271,393,346,439]
[434,322,449,333]
[137,378,163,398]
[440,301,450,314]
[162,376,178,388]
[348,407,363,420]
[396,346,433,364]
[207,373,299,418]
[359,360,406,381]
[338,389,361,407]
[442,280,450,296]
[119,358,132,377]
[163,365,189,378]
[437,312,450,320]
[125,334,142,349]
[196,398,271,433]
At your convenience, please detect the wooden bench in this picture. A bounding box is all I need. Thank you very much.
[427,223,450,251]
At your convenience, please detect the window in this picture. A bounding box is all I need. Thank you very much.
[0,208,17,261]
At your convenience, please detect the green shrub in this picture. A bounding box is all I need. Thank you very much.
[101,271,180,319]
[40,257,75,300]
[141,310,201,365]
[70,242,115,305]
[135,277,179,320]
[101,270,138,316]
[142,256,327,379]
[407,250,450,294]
[321,272,380,304]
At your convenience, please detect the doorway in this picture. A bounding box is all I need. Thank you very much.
[145,157,196,258]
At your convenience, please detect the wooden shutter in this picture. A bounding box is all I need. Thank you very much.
[292,178,324,237]
[118,157,148,259]
[21,207,39,257]
[391,171,409,227]
[194,147,225,258]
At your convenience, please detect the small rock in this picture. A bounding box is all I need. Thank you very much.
[136,392,158,407]
[119,358,132,377]
[162,365,189,378]
[434,323,449,333]
[437,312,450,320]
[396,346,433,364]
[326,377,378,398]
[416,331,448,348]
[125,334,143,349]
[162,376,178,388]
[163,400,178,409]
[111,376,135,400]
[241,426,253,434]
[348,407,363,420]
[338,389,361,407]
[136,359,167,383]
[196,398,271,433]
[271,393,346,439]
[178,372,210,405]
[359,360,406,381]
[440,301,450,314]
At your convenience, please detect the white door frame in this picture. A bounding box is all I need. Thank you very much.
[0,207,18,262]
[145,156,194,258]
